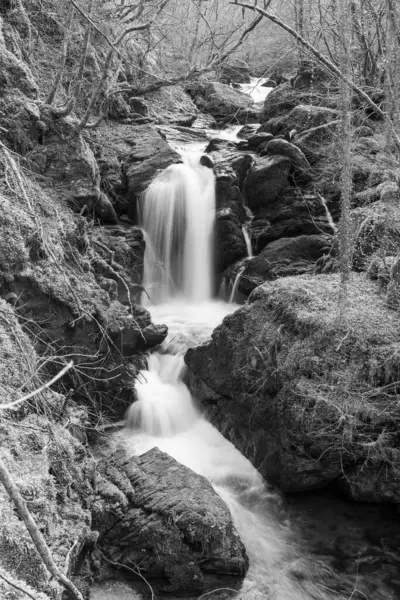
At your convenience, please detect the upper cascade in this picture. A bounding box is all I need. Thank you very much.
[139,153,216,305]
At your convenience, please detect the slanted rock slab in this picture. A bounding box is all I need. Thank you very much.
[93,447,248,594]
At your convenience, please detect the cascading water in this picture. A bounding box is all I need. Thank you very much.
[111,147,348,600]
[139,154,215,304]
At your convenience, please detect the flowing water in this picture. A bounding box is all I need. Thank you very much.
[239,77,274,104]
[92,103,400,600]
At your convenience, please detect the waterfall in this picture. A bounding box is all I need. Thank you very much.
[139,154,215,304]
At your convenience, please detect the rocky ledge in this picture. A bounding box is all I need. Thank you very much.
[185,273,400,503]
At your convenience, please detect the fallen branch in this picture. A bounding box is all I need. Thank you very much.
[0,457,84,600]
[0,361,73,411]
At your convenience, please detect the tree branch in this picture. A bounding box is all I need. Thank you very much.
[230,1,400,153]
[46,3,75,105]
[0,456,84,600]
[0,361,73,411]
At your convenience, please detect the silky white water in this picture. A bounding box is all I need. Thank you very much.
[240,77,274,103]
[121,305,338,600]
[139,155,215,304]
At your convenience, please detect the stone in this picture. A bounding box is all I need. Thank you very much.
[237,124,258,139]
[27,112,101,211]
[293,120,340,163]
[244,155,291,210]
[220,64,251,84]
[261,138,311,183]
[249,189,334,252]
[240,234,332,292]
[216,207,247,272]
[185,273,400,501]
[93,447,249,594]
[200,155,214,169]
[143,85,199,126]
[188,81,256,123]
[286,104,339,132]
[95,192,118,224]
[247,132,274,149]
[90,122,181,216]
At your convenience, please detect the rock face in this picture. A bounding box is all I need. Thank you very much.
[240,234,332,292]
[185,274,400,503]
[244,155,291,209]
[93,447,248,594]
[249,188,335,252]
[90,122,181,217]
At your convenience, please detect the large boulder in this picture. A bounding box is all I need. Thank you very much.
[143,85,199,126]
[240,234,332,292]
[249,189,334,252]
[188,81,257,123]
[90,122,181,217]
[219,64,251,84]
[260,138,311,182]
[244,155,291,209]
[261,82,324,122]
[185,274,400,502]
[93,447,248,594]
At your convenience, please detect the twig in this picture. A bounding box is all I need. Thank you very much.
[0,362,73,411]
[98,549,155,600]
[0,571,37,600]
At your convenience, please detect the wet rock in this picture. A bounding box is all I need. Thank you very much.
[95,192,118,224]
[244,155,291,209]
[188,81,256,123]
[261,138,311,183]
[220,64,251,84]
[293,120,340,163]
[248,132,274,149]
[237,124,258,139]
[185,274,400,500]
[249,189,334,252]
[144,85,199,126]
[261,79,277,88]
[240,234,332,292]
[128,97,148,116]
[287,104,339,132]
[261,82,323,122]
[200,155,214,169]
[89,123,180,216]
[93,447,248,594]
[92,224,145,305]
[216,208,247,272]
[137,323,168,350]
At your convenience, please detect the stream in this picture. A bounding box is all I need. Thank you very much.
[91,79,400,600]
